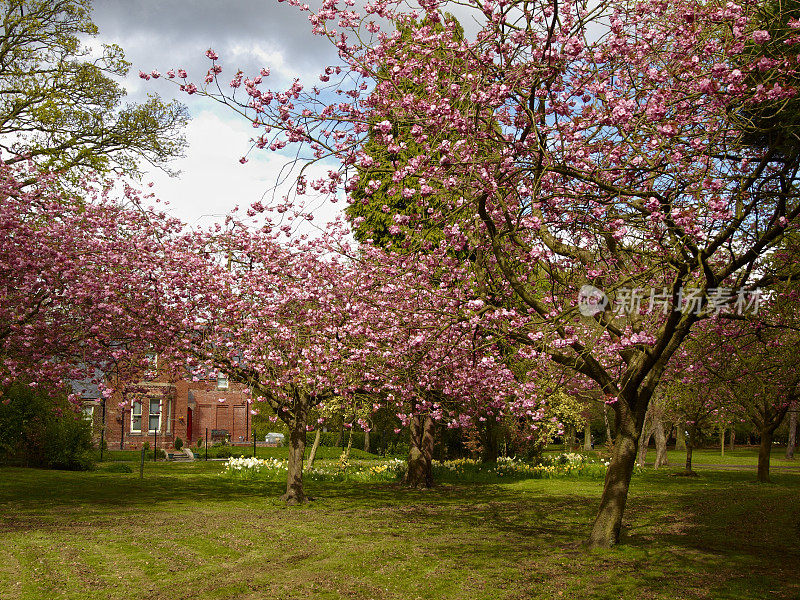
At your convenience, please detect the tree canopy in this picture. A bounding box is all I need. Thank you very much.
[0,0,188,181]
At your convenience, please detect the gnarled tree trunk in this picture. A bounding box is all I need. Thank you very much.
[589,400,641,548]
[405,409,435,488]
[583,423,592,452]
[282,395,309,504]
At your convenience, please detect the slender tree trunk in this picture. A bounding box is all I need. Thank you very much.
[636,412,653,467]
[588,403,639,547]
[653,413,668,468]
[786,405,797,460]
[720,425,725,457]
[306,428,321,470]
[730,428,735,451]
[758,428,774,483]
[405,411,435,488]
[282,400,308,504]
[583,423,592,452]
[684,442,693,473]
[344,429,353,459]
[364,428,370,454]
[683,424,697,474]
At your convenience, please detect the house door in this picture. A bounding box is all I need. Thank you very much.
[186,407,193,441]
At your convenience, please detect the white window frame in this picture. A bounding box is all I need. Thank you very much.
[82,404,94,422]
[131,401,142,433]
[148,398,161,433]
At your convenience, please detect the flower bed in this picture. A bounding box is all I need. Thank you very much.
[223,455,406,483]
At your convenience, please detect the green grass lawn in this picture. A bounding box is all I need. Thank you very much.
[660,446,800,467]
[2,459,799,600]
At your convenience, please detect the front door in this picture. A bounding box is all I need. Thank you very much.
[186,407,193,441]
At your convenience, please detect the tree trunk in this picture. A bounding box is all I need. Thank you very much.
[306,428,321,470]
[675,425,686,451]
[588,403,639,548]
[405,410,435,488]
[684,442,693,473]
[730,428,735,451]
[282,401,308,504]
[364,428,370,454]
[602,404,613,448]
[653,413,668,469]
[758,428,774,483]
[479,420,499,463]
[720,425,725,457]
[636,413,653,468]
[583,423,592,452]
[344,429,353,459]
[335,424,343,448]
[682,423,699,474]
[786,405,797,460]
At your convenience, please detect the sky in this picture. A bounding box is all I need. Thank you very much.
[91,0,342,231]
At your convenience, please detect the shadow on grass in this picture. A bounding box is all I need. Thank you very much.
[2,465,799,599]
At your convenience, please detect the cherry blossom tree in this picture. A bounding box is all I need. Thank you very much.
[154,0,800,545]
[0,160,183,400]
[122,216,541,499]
[679,317,799,481]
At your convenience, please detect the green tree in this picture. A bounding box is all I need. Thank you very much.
[0,381,95,470]
[345,14,473,251]
[737,0,800,158]
[0,0,188,181]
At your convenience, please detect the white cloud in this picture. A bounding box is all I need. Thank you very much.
[142,109,345,238]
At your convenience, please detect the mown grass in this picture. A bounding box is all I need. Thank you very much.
[2,457,799,600]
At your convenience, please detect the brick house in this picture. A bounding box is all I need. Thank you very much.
[77,358,253,451]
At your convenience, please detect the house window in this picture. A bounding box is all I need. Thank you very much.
[131,401,142,433]
[82,405,94,422]
[149,399,161,433]
[217,374,229,390]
